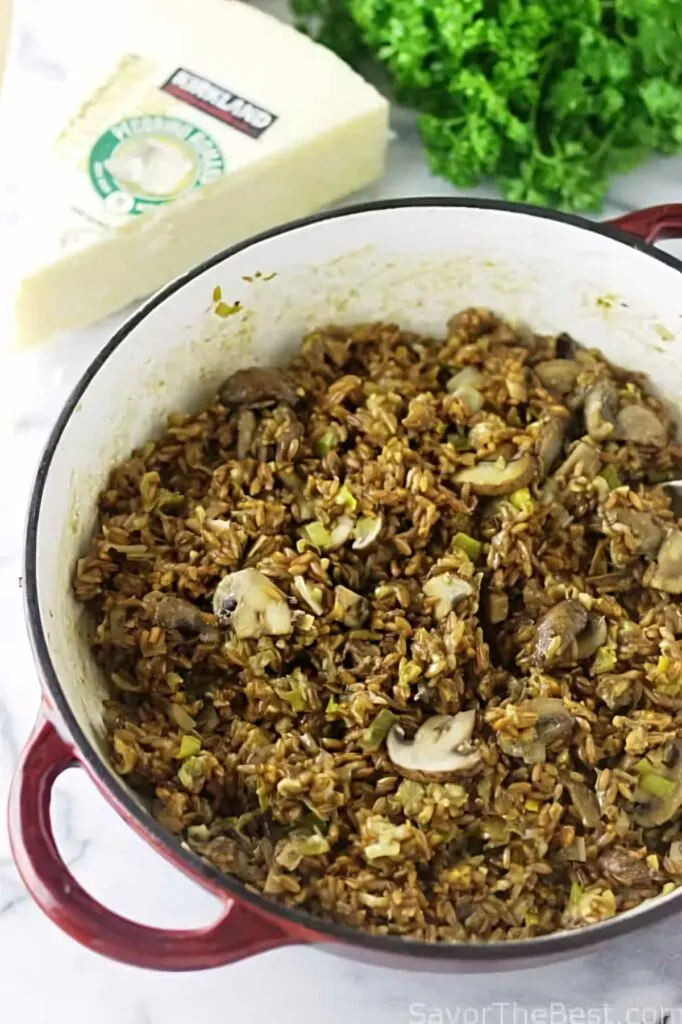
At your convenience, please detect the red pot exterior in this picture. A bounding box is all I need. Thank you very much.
[10,200,682,973]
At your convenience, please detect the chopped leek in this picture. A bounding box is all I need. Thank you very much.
[361,708,396,751]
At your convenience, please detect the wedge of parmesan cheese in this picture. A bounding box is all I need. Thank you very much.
[15,0,389,346]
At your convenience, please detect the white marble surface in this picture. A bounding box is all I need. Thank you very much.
[2,1,682,1020]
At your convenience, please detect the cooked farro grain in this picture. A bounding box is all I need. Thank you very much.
[74,310,682,942]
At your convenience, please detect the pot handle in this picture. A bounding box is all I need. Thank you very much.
[8,711,298,971]
[608,204,682,245]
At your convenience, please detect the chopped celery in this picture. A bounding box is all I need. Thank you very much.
[177,735,201,760]
[509,487,533,513]
[452,532,482,561]
[314,430,339,457]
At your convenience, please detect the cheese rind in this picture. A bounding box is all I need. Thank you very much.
[15,0,389,346]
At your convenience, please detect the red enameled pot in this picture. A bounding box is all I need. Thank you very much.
[9,199,682,972]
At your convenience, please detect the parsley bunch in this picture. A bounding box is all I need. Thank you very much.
[292,0,682,210]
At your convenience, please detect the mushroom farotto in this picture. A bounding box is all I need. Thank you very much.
[74,309,682,941]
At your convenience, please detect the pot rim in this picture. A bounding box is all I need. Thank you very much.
[24,196,682,963]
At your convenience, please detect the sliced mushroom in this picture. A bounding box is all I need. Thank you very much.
[497,698,574,764]
[617,404,667,448]
[423,573,474,620]
[293,576,324,616]
[645,531,682,594]
[554,440,602,480]
[599,849,651,888]
[446,366,485,392]
[386,711,480,775]
[535,416,566,479]
[584,378,619,441]
[535,359,581,396]
[453,386,485,415]
[236,409,257,459]
[634,740,682,827]
[601,507,664,555]
[532,599,606,666]
[219,367,300,408]
[332,585,370,627]
[575,615,608,660]
[302,515,354,552]
[154,596,218,643]
[659,479,682,519]
[454,453,536,496]
[212,568,292,638]
[595,672,642,710]
[352,515,383,551]
[561,772,600,827]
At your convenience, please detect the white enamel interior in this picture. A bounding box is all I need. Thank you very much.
[33,203,682,783]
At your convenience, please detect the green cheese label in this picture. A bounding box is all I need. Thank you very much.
[88,115,225,215]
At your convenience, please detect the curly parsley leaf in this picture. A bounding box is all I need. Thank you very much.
[292,0,682,210]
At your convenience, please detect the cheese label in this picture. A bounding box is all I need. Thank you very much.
[88,115,225,215]
[161,68,278,139]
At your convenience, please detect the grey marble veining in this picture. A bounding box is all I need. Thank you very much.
[1,0,682,1020]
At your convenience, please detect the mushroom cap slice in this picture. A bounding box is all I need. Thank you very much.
[154,596,219,643]
[293,576,324,616]
[645,530,682,594]
[454,453,536,496]
[575,614,608,660]
[633,740,682,827]
[423,573,474,620]
[617,404,667,448]
[535,359,581,396]
[332,585,370,627]
[352,515,383,551]
[555,440,602,480]
[219,367,300,408]
[498,698,574,763]
[213,568,292,638]
[532,599,588,666]
[602,507,664,555]
[532,599,606,666]
[584,379,619,441]
[386,711,480,775]
[535,416,566,480]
